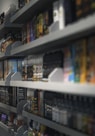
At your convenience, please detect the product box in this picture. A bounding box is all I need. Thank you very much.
[0,61,4,80]
[38,90,44,116]
[27,65,33,80]
[8,87,17,106]
[38,14,44,38]
[43,51,63,79]
[22,65,27,80]
[5,87,9,105]
[75,0,83,19]
[26,0,30,3]
[7,59,18,73]
[0,87,6,103]
[43,11,49,35]
[22,24,27,44]
[4,59,18,80]
[17,87,27,104]
[30,16,36,41]
[27,21,31,43]
[73,39,87,83]
[4,60,8,80]
[17,59,23,74]
[87,36,95,83]
[30,89,39,114]
[63,46,74,82]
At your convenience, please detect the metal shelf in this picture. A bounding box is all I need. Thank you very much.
[0,22,22,39]
[0,103,17,113]
[0,121,9,132]
[22,111,88,136]
[11,0,54,23]
[10,81,95,97]
[11,14,95,56]
[0,122,13,136]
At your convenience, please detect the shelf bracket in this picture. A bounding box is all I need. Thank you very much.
[48,68,63,82]
[11,72,22,81]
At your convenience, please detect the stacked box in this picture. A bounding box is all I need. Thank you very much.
[73,39,87,83]
[8,87,17,107]
[17,87,27,104]
[22,25,27,44]
[37,14,44,38]
[30,16,36,41]
[4,60,8,80]
[27,65,33,80]
[7,59,18,73]
[27,21,31,43]
[0,61,3,80]
[43,11,49,35]
[63,46,74,82]
[86,36,95,83]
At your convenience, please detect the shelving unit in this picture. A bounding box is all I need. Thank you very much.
[0,103,17,113]
[11,0,54,23]
[10,81,95,97]
[1,79,94,97]
[22,111,88,136]
[0,0,95,135]
[0,22,22,39]
[10,13,95,56]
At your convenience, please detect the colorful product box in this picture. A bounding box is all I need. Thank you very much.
[63,46,74,82]
[22,24,27,44]
[4,60,8,80]
[8,59,18,73]
[73,39,87,83]
[87,36,95,83]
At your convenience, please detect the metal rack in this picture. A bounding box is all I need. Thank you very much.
[0,0,95,136]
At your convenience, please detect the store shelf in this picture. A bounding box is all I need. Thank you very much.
[0,22,22,39]
[0,41,23,60]
[0,121,9,132]
[10,81,95,97]
[11,0,54,23]
[0,122,12,136]
[0,103,17,113]
[22,111,88,136]
[0,81,7,86]
[11,14,95,56]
